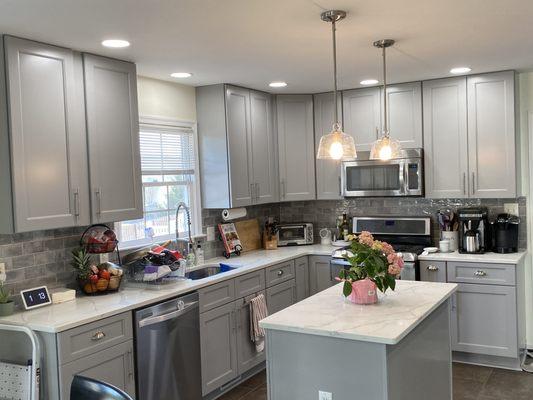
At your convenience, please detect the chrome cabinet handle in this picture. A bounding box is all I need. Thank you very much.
[91,331,106,341]
[95,189,102,216]
[427,265,439,271]
[231,310,237,333]
[255,183,260,201]
[338,176,342,196]
[277,270,284,277]
[463,173,466,196]
[250,183,254,202]
[474,270,487,277]
[280,180,285,199]
[127,350,134,380]
[472,172,475,195]
[73,188,80,217]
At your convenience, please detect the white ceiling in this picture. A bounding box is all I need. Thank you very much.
[1,0,533,93]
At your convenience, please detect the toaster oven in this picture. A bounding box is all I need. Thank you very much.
[277,223,314,246]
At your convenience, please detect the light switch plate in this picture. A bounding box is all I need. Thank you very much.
[504,203,519,216]
[207,226,215,242]
[319,391,332,400]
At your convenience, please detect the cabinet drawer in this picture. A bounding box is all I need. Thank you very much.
[420,261,447,282]
[265,260,295,287]
[447,262,515,286]
[58,312,133,364]
[199,279,236,313]
[235,270,265,299]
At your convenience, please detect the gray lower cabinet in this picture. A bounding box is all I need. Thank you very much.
[309,256,334,295]
[294,256,310,301]
[419,261,447,282]
[60,340,135,399]
[83,54,143,222]
[235,291,266,374]
[266,279,296,315]
[199,301,238,395]
[451,283,517,358]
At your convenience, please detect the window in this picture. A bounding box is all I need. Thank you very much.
[117,117,201,248]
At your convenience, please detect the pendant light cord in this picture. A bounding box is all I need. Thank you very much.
[382,44,388,136]
[331,19,339,126]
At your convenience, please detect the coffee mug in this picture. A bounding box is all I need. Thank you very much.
[439,240,450,253]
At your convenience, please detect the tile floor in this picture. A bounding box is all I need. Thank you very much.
[219,363,533,400]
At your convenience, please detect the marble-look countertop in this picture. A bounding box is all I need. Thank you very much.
[259,280,457,345]
[418,250,526,264]
[0,245,336,333]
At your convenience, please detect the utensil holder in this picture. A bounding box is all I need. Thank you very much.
[441,231,458,251]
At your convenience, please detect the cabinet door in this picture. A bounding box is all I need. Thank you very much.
[226,86,253,207]
[276,95,315,201]
[342,87,381,152]
[84,54,142,222]
[235,292,266,375]
[419,261,447,282]
[384,82,423,148]
[467,71,516,198]
[423,77,469,198]
[4,36,90,231]
[200,302,238,395]
[451,283,517,358]
[60,340,136,399]
[295,256,310,301]
[266,279,296,315]
[314,92,343,199]
[250,90,278,204]
[309,256,334,295]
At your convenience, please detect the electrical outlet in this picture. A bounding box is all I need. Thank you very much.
[207,226,215,242]
[98,253,109,263]
[504,203,519,217]
[0,263,5,275]
[319,390,332,400]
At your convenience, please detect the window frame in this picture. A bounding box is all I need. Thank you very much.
[117,115,202,249]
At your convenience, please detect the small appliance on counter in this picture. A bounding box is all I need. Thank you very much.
[492,213,520,253]
[458,208,490,254]
[277,223,314,246]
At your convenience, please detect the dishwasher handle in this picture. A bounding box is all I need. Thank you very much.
[138,300,199,328]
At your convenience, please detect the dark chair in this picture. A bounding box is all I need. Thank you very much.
[70,375,133,400]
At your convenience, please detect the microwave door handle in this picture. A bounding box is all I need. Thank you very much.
[399,162,406,194]
[403,162,409,194]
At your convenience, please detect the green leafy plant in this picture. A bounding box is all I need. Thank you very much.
[70,247,92,280]
[338,232,404,297]
[0,281,11,304]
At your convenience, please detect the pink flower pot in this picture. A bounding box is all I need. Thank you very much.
[348,279,378,304]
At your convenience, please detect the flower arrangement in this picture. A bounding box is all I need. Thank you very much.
[339,231,404,303]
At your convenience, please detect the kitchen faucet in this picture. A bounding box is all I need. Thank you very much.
[175,202,196,259]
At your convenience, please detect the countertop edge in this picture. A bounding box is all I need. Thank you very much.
[418,251,527,264]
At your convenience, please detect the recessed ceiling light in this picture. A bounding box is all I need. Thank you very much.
[450,67,471,74]
[101,39,130,48]
[269,81,287,88]
[170,72,193,78]
[360,79,379,85]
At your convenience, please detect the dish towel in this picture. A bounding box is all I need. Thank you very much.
[249,294,268,353]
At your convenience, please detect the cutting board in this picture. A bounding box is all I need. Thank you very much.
[235,219,261,252]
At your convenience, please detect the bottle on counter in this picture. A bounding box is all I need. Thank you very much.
[340,213,349,240]
[196,244,204,265]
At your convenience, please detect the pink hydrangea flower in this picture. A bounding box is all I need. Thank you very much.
[381,242,395,256]
[358,231,374,247]
[388,263,402,276]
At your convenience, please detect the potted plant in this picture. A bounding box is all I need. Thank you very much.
[0,281,14,316]
[338,231,404,304]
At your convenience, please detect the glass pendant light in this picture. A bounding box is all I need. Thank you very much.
[316,10,357,161]
[370,39,402,161]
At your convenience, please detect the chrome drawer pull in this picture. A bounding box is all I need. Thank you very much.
[474,270,487,277]
[277,270,284,276]
[91,331,106,341]
[427,265,439,271]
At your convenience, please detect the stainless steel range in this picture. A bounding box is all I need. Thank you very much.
[331,216,432,281]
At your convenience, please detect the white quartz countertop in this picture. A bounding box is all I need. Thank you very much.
[418,250,526,264]
[0,245,336,333]
[259,280,457,345]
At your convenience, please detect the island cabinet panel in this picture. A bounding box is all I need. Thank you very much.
[60,340,136,399]
[266,279,296,315]
[294,256,310,301]
[276,94,316,201]
[451,283,518,358]
[2,36,90,232]
[309,256,334,295]
[200,302,239,395]
[419,261,447,282]
[235,291,266,375]
[314,92,343,199]
[83,54,143,223]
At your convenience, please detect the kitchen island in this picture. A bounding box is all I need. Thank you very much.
[259,280,457,400]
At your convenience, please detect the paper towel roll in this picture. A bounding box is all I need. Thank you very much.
[221,208,247,221]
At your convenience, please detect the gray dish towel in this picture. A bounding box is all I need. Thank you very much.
[249,294,269,352]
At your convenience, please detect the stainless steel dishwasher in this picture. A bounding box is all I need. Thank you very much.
[134,291,202,400]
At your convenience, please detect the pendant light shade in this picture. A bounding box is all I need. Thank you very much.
[316,10,357,161]
[370,39,402,161]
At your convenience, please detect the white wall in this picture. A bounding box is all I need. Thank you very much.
[137,76,196,121]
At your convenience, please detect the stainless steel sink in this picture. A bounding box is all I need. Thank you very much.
[185,263,236,280]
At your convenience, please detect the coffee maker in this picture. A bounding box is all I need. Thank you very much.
[492,213,520,253]
[458,208,490,254]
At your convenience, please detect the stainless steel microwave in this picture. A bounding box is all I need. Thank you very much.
[342,149,423,197]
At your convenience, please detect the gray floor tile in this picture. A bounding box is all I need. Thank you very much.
[478,368,533,400]
[453,363,493,384]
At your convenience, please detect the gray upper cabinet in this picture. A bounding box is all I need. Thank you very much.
[467,71,516,198]
[83,54,142,222]
[423,77,469,198]
[342,87,381,152]
[276,95,316,201]
[197,84,277,208]
[1,36,90,232]
[384,82,423,148]
[314,92,342,200]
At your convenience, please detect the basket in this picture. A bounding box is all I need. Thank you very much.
[78,263,124,295]
[80,224,119,254]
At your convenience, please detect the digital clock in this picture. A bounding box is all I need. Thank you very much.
[20,286,52,310]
